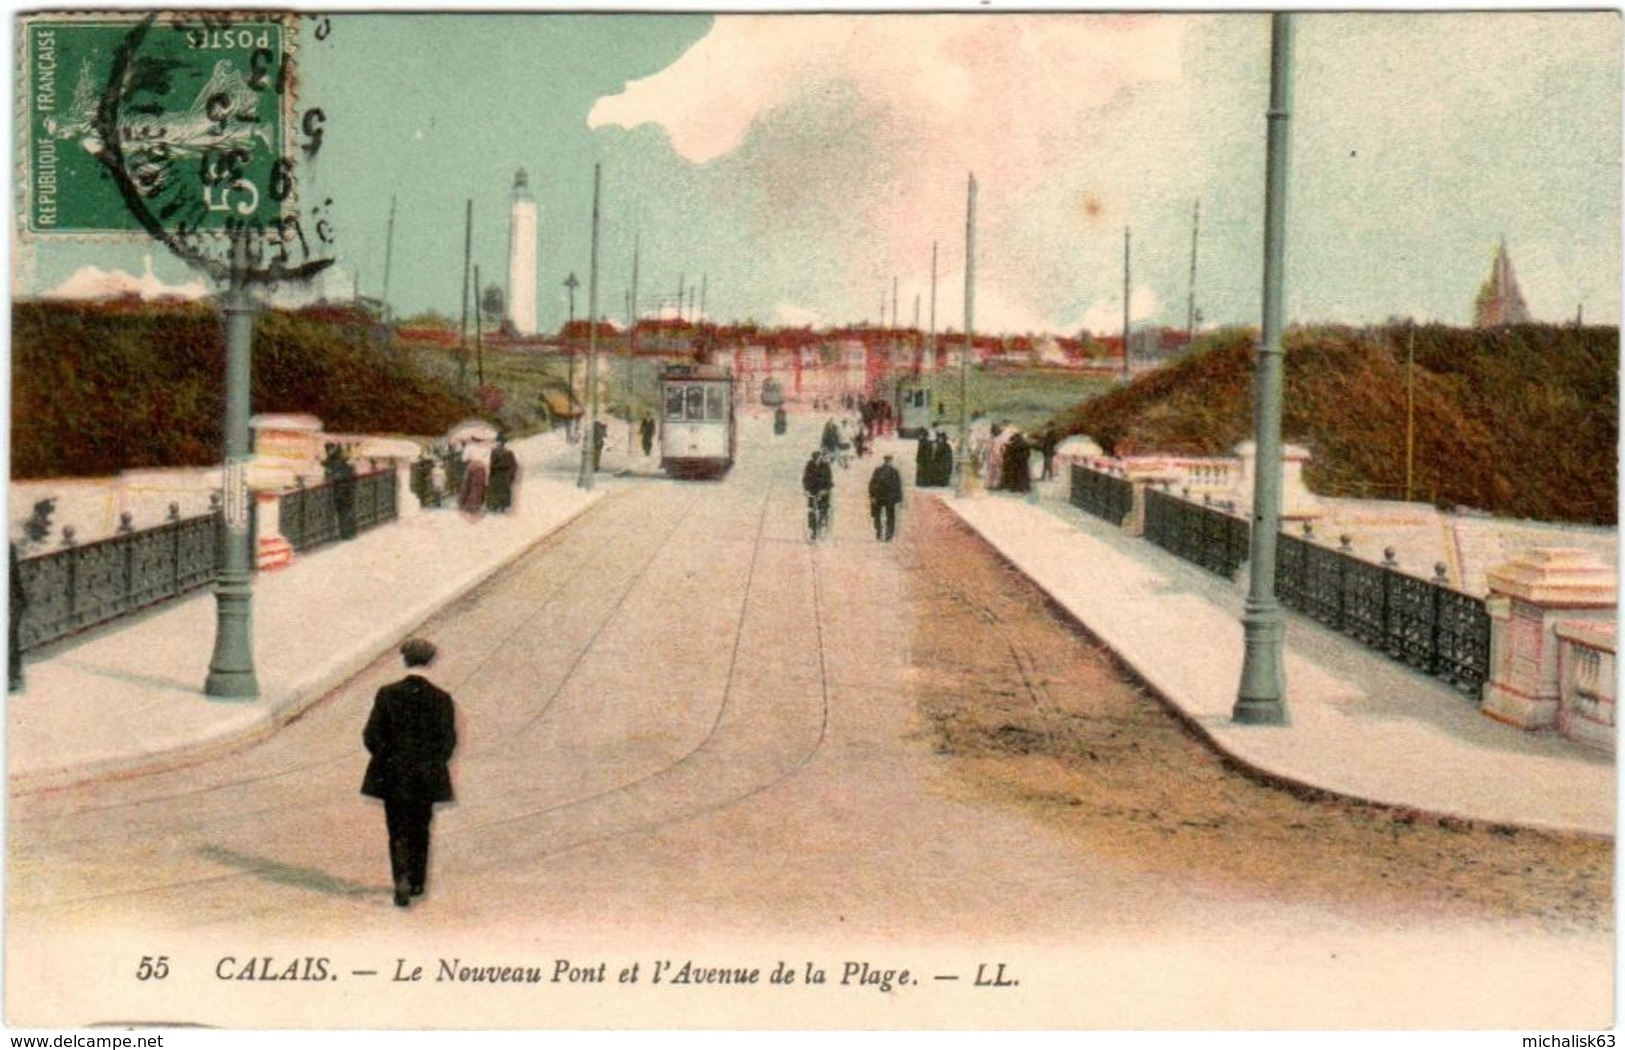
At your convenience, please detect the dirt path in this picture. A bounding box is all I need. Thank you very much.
[903,496,1612,934]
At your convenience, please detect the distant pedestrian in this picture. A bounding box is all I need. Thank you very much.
[9,542,27,693]
[914,430,932,486]
[931,430,954,487]
[640,416,656,457]
[361,638,458,908]
[868,454,904,542]
[458,439,489,517]
[592,420,608,471]
[821,418,841,457]
[323,443,359,540]
[773,406,787,436]
[803,450,834,540]
[486,435,518,513]
[1002,429,1032,494]
[1040,427,1059,481]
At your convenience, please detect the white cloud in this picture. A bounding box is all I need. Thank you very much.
[44,256,208,302]
[1073,285,1162,335]
[775,303,823,327]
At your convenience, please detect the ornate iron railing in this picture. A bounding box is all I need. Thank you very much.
[1144,488,1250,579]
[16,512,220,653]
[1142,492,1491,694]
[279,469,398,552]
[1069,464,1132,526]
[1275,532,1490,693]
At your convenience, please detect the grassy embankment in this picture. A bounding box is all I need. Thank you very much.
[1055,324,1618,526]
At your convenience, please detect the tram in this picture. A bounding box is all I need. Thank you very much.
[760,376,785,408]
[895,377,933,438]
[658,363,737,479]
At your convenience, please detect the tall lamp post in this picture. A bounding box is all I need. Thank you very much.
[205,245,258,698]
[577,165,603,490]
[563,272,579,437]
[957,173,976,497]
[1234,13,1295,725]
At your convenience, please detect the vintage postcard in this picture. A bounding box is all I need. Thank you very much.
[5,7,1618,1041]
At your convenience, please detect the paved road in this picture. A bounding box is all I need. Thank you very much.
[6,415,1612,1031]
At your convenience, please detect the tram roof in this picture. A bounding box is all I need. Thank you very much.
[659,363,734,381]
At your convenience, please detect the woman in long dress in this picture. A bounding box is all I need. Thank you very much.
[458,439,490,518]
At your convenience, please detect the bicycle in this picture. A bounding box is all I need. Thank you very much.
[806,490,832,541]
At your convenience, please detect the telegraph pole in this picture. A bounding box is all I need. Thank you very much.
[629,234,640,452]
[564,272,579,438]
[381,192,397,323]
[1186,199,1200,341]
[205,238,258,699]
[459,198,472,390]
[957,174,976,497]
[578,164,603,490]
[929,241,938,374]
[1234,13,1295,725]
[474,263,484,389]
[1122,226,1132,380]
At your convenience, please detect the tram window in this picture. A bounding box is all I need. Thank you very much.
[685,386,705,420]
[706,385,727,420]
[665,385,686,420]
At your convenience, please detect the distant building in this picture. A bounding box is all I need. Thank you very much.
[507,169,538,336]
[1474,237,1530,327]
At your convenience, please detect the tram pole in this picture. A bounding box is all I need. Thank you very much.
[956,173,976,498]
[578,164,602,490]
[1233,13,1295,725]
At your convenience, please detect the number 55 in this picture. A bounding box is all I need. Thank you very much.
[136,955,170,980]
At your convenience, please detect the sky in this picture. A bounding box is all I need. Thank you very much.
[13,10,1623,336]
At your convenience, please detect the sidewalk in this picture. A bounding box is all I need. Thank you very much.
[6,431,603,794]
[937,485,1616,838]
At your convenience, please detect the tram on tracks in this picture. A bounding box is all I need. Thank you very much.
[659,363,737,479]
[895,377,933,438]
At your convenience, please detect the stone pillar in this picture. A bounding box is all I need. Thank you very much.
[1233,440,1323,523]
[1481,548,1617,730]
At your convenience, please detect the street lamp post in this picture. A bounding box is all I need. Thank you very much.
[957,173,976,497]
[578,165,602,490]
[1233,13,1295,725]
[205,251,258,699]
[564,272,579,439]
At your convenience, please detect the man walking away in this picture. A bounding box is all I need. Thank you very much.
[361,638,458,908]
[640,416,656,457]
[868,454,904,542]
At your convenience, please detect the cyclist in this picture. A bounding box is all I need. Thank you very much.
[802,450,834,540]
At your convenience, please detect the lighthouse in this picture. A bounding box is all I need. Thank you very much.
[507,168,538,336]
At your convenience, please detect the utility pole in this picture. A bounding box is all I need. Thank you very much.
[1405,323,1415,502]
[474,263,484,389]
[205,240,259,698]
[1122,226,1132,380]
[564,272,579,437]
[929,240,938,375]
[1186,199,1200,341]
[677,274,685,323]
[381,192,397,323]
[700,273,707,322]
[459,198,472,390]
[1234,13,1295,726]
[628,233,640,452]
[957,174,976,498]
[579,164,603,489]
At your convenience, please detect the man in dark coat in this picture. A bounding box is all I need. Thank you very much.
[486,436,519,513]
[1003,429,1032,494]
[323,443,358,540]
[9,542,27,693]
[930,430,954,488]
[592,420,608,471]
[640,416,656,456]
[914,431,932,486]
[868,454,904,542]
[362,638,458,908]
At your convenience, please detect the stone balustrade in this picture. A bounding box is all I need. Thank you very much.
[1555,620,1616,753]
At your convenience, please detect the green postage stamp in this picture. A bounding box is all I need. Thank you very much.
[19,12,290,237]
